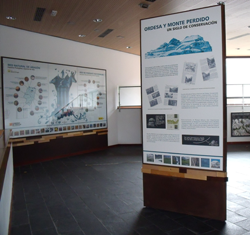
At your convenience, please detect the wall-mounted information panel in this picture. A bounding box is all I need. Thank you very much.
[141,5,225,171]
[2,57,107,138]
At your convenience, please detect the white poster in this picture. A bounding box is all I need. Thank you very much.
[141,5,225,171]
[2,58,107,138]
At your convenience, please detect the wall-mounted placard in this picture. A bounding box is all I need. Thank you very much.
[231,112,250,137]
[141,5,225,171]
[1,57,107,138]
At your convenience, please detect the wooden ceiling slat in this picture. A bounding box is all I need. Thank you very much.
[1,0,250,56]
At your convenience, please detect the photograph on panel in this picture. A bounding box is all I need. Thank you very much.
[200,57,218,81]
[146,114,166,129]
[191,157,200,167]
[211,159,221,169]
[155,154,163,163]
[182,62,198,85]
[167,114,179,130]
[147,153,154,162]
[146,85,162,107]
[164,155,171,164]
[201,158,210,168]
[164,85,178,106]
[172,156,180,165]
[181,156,190,166]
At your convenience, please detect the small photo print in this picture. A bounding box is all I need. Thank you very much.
[168,100,177,106]
[14,131,19,136]
[164,155,171,164]
[201,158,210,168]
[25,130,30,135]
[20,130,24,135]
[147,154,154,162]
[202,71,210,81]
[211,159,221,169]
[185,75,193,84]
[150,99,158,107]
[152,91,160,99]
[200,57,218,81]
[146,85,162,107]
[182,62,197,85]
[164,85,178,106]
[207,57,216,69]
[191,157,200,167]
[146,114,166,129]
[167,114,179,130]
[172,156,180,165]
[155,154,163,163]
[45,128,50,133]
[31,129,35,134]
[181,157,190,166]
[146,86,155,95]
[63,126,67,131]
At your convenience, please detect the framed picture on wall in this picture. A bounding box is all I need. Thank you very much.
[2,57,107,138]
[231,112,250,137]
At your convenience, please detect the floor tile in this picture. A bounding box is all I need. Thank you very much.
[10,145,250,235]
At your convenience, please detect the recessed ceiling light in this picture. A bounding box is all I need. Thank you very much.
[6,16,16,20]
[50,10,57,17]
[67,21,75,25]
[94,29,100,32]
[126,46,132,49]
[93,19,102,23]
[117,36,124,39]
[79,34,86,38]
[236,48,240,50]
[139,3,149,8]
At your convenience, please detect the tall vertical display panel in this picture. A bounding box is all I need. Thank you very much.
[141,5,227,220]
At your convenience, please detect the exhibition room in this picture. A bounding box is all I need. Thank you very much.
[1,0,250,235]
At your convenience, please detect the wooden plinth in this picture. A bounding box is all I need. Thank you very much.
[142,164,227,221]
[10,129,108,166]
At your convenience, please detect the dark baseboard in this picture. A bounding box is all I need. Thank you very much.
[227,142,250,145]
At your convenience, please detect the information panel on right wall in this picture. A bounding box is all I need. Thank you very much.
[141,5,225,171]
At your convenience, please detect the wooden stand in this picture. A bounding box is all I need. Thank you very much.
[9,129,108,166]
[142,164,227,221]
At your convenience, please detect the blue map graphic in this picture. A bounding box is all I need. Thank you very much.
[145,35,212,59]
[23,87,36,105]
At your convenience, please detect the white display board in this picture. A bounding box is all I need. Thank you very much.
[2,57,107,138]
[141,5,225,171]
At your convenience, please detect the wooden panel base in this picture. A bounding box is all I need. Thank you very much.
[12,130,108,166]
[143,173,226,221]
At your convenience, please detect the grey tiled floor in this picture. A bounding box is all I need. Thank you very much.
[11,144,250,235]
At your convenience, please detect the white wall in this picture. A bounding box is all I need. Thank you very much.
[227,105,250,143]
[0,25,141,146]
[117,109,142,144]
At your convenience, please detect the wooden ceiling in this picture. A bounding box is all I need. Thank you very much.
[0,0,250,56]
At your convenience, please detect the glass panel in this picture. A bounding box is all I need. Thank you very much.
[227,98,243,105]
[119,86,141,106]
[226,58,250,84]
[243,85,250,98]
[243,98,250,105]
[227,85,242,97]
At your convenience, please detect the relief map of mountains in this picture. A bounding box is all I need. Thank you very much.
[145,35,212,59]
